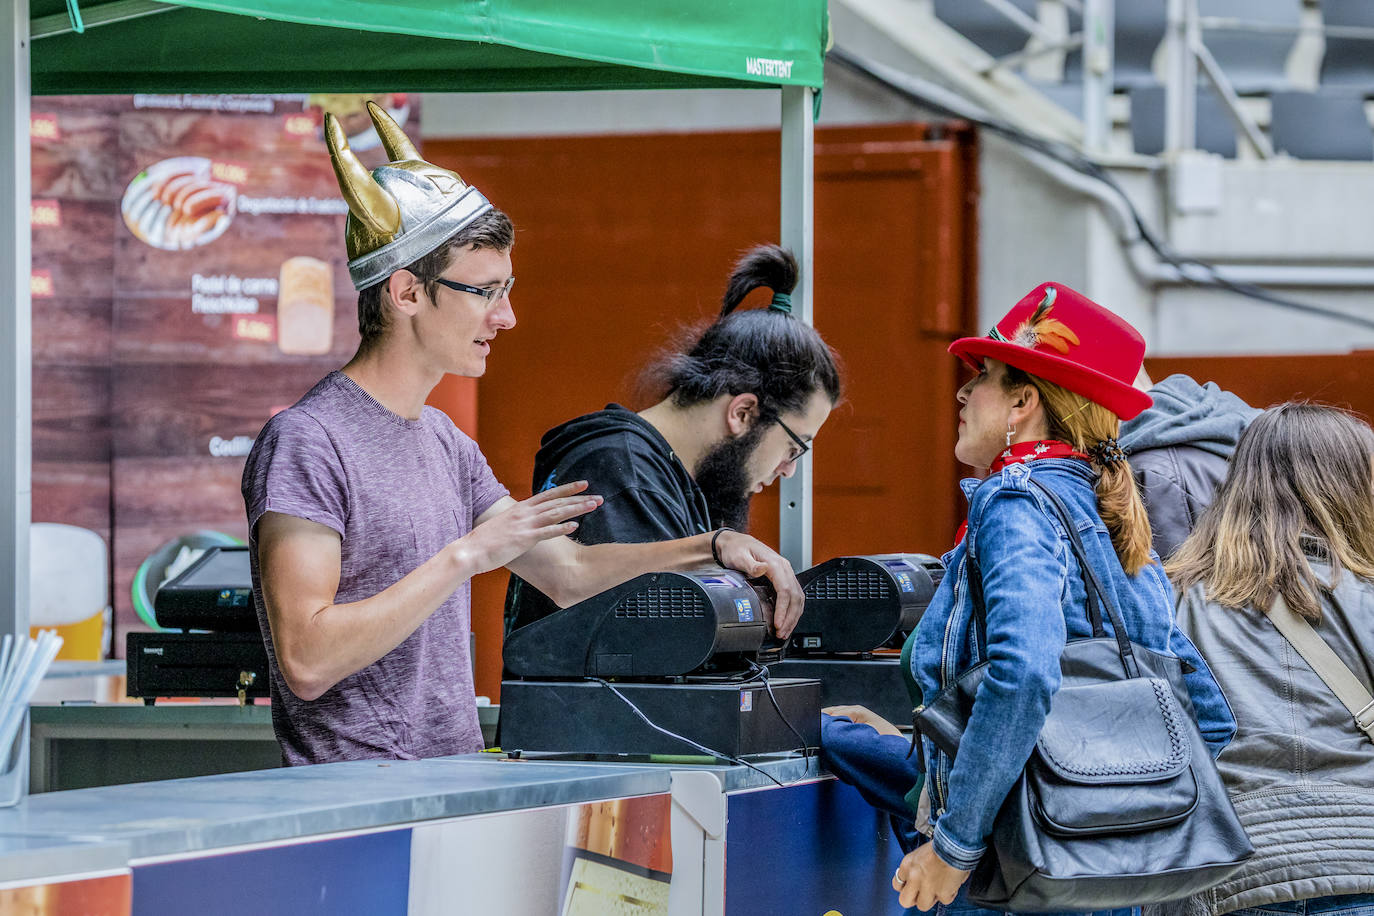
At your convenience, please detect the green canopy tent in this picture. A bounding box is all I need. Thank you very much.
[2,0,828,739]
[28,0,826,93]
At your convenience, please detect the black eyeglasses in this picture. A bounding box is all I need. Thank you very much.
[432,275,515,304]
[776,417,811,464]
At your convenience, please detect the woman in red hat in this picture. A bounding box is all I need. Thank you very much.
[827,283,1236,915]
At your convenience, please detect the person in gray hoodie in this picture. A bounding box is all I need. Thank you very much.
[1119,373,1260,559]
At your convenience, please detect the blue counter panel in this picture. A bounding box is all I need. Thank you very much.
[726,779,911,916]
[132,828,411,916]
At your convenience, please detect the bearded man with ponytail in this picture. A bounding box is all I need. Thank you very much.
[823,283,1236,915]
[504,244,840,639]
[243,107,803,766]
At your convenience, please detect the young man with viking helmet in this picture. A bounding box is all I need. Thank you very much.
[242,102,804,765]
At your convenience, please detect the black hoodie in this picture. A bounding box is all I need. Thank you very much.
[503,405,713,633]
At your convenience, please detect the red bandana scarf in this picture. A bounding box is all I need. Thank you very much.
[954,441,1091,544]
[987,439,1091,473]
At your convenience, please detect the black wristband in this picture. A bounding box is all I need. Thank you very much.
[710,527,733,567]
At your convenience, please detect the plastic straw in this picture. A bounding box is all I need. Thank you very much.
[0,637,37,718]
[0,634,14,692]
[0,634,38,730]
[0,632,55,746]
[0,631,64,758]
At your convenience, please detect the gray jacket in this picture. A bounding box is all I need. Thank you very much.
[1119,375,1259,559]
[1175,563,1374,914]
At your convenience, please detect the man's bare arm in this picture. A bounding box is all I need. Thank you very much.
[256,512,478,701]
[258,482,601,700]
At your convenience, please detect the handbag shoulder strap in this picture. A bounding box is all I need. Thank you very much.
[965,474,1140,678]
[1028,478,1140,678]
[1265,593,1374,745]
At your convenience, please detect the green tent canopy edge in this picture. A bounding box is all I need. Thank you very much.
[31,0,830,94]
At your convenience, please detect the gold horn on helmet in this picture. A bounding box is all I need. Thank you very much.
[367,99,420,163]
[325,111,401,238]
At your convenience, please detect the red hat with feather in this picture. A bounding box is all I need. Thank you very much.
[948,282,1152,420]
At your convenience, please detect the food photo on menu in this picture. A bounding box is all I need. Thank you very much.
[120,155,238,251]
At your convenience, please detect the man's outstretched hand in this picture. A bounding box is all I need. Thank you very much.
[462,482,602,574]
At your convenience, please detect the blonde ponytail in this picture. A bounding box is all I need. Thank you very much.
[1004,367,1154,574]
[1092,453,1153,575]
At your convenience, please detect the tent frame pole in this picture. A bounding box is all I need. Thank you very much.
[778,85,813,571]
[30,0,174,40]
[1,0,33,793]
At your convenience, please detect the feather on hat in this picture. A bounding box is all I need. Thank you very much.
[949,282,1151,420]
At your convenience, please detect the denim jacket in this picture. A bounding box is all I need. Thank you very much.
[912,458,1236,872]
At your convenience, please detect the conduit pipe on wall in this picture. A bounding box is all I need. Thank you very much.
[836,48,1374,292]
[1016,147,1374,289]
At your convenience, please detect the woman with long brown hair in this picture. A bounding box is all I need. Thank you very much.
[1168,403,1374,916]
[824,282,1235,915]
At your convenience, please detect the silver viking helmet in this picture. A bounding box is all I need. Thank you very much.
[325,101,492,291]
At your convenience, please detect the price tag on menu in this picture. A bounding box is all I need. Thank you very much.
[232,315,276,343]
[30,270,54,298]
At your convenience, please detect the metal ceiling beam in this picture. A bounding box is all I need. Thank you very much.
[30,0,176,40]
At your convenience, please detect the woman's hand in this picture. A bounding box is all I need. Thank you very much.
[892,843,971,911]
[822,705,901,737]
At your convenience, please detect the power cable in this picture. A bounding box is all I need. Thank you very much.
[746,661,821,769]
[585,676,788,788]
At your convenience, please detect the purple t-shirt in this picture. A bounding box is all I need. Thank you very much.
[242,371,508,765]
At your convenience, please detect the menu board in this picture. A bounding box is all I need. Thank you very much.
[30,93,419,649]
